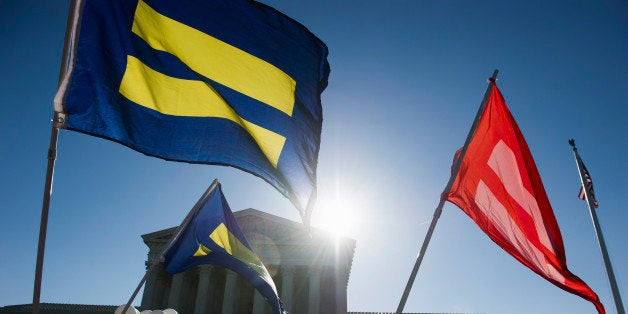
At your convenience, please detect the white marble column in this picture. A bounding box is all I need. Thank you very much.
[152,267,167,309]
[167,272,185,310]
[194,265,212,314]
[141,266,157,308]
[222,270,238,314]
[335,266,349,314]
[281,266,295,311]
[252,290,265,314]
[308,267,321,314]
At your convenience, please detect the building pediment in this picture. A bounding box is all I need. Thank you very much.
[141,208,356,269]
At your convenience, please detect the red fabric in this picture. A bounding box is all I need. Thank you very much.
[445,84,604,314]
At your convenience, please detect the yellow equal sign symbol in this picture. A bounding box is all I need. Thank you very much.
[119,0,296,167]
[131,0,295,116]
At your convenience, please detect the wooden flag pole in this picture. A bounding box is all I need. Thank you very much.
[569,140,625,314]
[121,180,220,314]
[395,70,499,314]
[32,1,80,313]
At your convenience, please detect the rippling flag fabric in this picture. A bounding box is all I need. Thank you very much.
[577,160,599,208]
[445,84,605,313]
[163,181,284,313]
[55,0,329,223]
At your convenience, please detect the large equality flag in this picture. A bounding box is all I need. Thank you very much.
[163,180,284,313]
[54,0,329,223]
[445,84,605,313]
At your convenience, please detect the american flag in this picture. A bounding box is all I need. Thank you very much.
[578,162,599,208]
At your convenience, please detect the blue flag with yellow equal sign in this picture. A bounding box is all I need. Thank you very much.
[163,180,285,313]
[54,0,330,223]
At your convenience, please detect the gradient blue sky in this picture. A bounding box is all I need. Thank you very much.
[1,1,627,313]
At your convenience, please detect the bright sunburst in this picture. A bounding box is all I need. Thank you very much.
[311,192,358,236]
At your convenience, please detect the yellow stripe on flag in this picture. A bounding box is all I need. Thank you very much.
[119,55,286,167]
[209,223,272,280]
[193,244,211,257]
[132,0,296,116]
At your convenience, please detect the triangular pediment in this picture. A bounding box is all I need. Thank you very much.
[141,208,356,268]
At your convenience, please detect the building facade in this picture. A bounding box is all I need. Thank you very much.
[140,209,356,314]
[0,210,469,314]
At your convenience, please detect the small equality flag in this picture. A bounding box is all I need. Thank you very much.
[163,180,284,313]
[54,0,330,224]
[445,84,605,313]
[577,160,599,208]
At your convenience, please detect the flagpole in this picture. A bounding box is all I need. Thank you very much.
[120,264,158,314]
[395,70,499,313]
[31,1,80,313]
[32,115,63,314]
[569,139,625,314]
[121,179,220,314]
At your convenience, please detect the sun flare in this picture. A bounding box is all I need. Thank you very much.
[311,195,358,236]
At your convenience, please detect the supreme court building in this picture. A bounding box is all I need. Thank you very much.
[0,209,463,314]
[139,208,356,314]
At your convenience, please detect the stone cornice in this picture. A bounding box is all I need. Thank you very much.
[140,208,357,283]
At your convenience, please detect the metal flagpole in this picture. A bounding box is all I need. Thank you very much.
[395,70,499,313]
[569,139,625,314]
[121,180,220,314]
[120,264,158,314]
[32,1,80,313]
[32,115,63,314]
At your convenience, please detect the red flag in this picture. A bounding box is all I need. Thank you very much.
[445,84,605,313]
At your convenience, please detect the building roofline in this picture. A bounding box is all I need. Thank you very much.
[141,208,356,245]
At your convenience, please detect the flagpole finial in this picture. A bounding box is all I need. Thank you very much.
[569,139,576,148]
[488,69,499,83]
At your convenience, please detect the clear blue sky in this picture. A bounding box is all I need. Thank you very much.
[1,1,627,313]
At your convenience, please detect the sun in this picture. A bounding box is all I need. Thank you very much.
[311,194,358,236]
